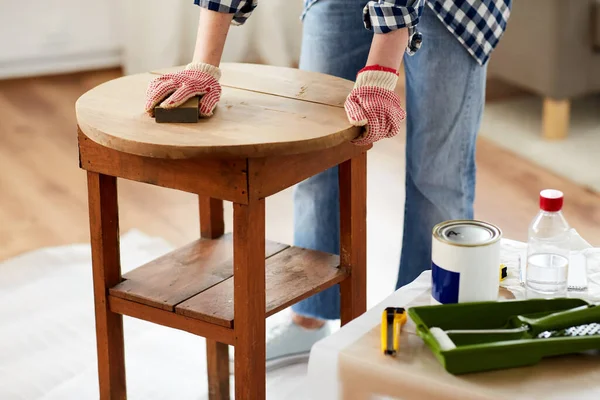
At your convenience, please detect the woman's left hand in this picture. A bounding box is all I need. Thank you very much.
[344,65,406,146]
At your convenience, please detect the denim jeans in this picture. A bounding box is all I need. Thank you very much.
[291,1,487,320]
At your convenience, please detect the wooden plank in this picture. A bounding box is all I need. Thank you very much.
[206,341,230,400]
[175,247,344,328]
[248,142,371,199]
[233,199,266,399]
[110,234,288,311]
[75,71,359,159]
[199,196,225,239]
[542,98,570,140]
[339,153,368,326]
[154,96,199,123]
[78,130,249,203]
[108,295,234,345]
[151,62,354,108]
[86,172,127,399]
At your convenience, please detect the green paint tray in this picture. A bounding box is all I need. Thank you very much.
[408,298,600,375]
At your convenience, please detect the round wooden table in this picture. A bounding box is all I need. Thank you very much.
[76,63,370,400]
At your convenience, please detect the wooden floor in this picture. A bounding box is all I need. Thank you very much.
[0,69,598,262]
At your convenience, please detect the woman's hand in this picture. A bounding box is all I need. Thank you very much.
[345,27,408,145]
[145,62,222,117]
[145,7,233,118]
[344,65,406,145]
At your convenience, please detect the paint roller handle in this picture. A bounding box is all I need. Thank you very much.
[520,304,600,336]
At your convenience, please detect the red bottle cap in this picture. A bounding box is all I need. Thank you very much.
[539,189,563,212]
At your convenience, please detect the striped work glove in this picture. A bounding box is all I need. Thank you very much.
[344,65,406,146]
[145,62,222,117]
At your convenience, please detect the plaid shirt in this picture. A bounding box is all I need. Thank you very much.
[193,0,511,66]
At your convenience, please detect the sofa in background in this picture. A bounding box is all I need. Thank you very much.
[488,0,600,140]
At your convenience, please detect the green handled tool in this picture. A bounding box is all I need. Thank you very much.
[430,304,600,351]
[409,298,600,374]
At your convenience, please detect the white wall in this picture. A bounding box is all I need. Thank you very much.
[0,0,121,78]
[0,0,304,79]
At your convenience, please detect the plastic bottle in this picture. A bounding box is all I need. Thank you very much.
[526,189,571,295]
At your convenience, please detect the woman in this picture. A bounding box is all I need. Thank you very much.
[146,0,511,369]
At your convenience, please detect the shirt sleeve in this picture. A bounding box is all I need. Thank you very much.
[194,0,257,26]
[363,0,424,34]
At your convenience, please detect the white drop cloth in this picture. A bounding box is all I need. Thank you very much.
[500,229,600,302]
[0,230,306,399]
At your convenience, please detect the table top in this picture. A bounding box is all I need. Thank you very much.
[75,63,360,159]
[307,243,600,400]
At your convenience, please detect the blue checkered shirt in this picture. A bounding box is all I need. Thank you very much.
[193,0,511,66]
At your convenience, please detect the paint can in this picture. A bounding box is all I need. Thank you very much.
[431,220,502,304]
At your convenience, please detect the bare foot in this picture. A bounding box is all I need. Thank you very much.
[292,311,326,330]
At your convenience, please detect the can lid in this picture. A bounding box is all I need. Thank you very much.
[434,220,501,247]
[540,189,563,212]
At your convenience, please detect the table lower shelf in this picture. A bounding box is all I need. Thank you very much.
[109,233,345,329]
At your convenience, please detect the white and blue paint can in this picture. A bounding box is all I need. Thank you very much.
[431,220,502,304]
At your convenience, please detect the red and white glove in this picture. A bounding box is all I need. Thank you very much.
[344,65,406,146]
[145,62,222,117]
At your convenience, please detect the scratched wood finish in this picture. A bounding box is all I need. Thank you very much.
[109,234,288,311]
[152,62,354,108]
[248,142,371,199]
[233,199,267,399]
[175,247,344,327]
[86,172,127,399]
[339,153,368,326]
[78,131,249,203]
[75,64,360,159]
[108,296,234,345]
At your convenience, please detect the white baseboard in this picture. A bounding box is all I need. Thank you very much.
[0,49,122,79]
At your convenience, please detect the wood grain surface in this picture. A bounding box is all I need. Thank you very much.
[198,195,230,400]
[108,295,234,345]
[76,64,360,159]
[247,142,371,199]
[78,130,249,203]
[109,234,288,311]
[199,196,225,239]
[175,247,344,327]
[152,63,354,108]
[206,341,230,400]
[86,172,127,399]
[339,153,368,326]
[232,199,267,399]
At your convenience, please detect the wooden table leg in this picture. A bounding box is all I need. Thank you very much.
[542,97,570,140]
[233,199,266,399]
[200,196,225,239]
[200,196,230,400]
[206,340,230,399]
[339,152,367,326]
[87,172,127,399]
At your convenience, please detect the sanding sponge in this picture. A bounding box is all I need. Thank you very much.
[154,96,199,123]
